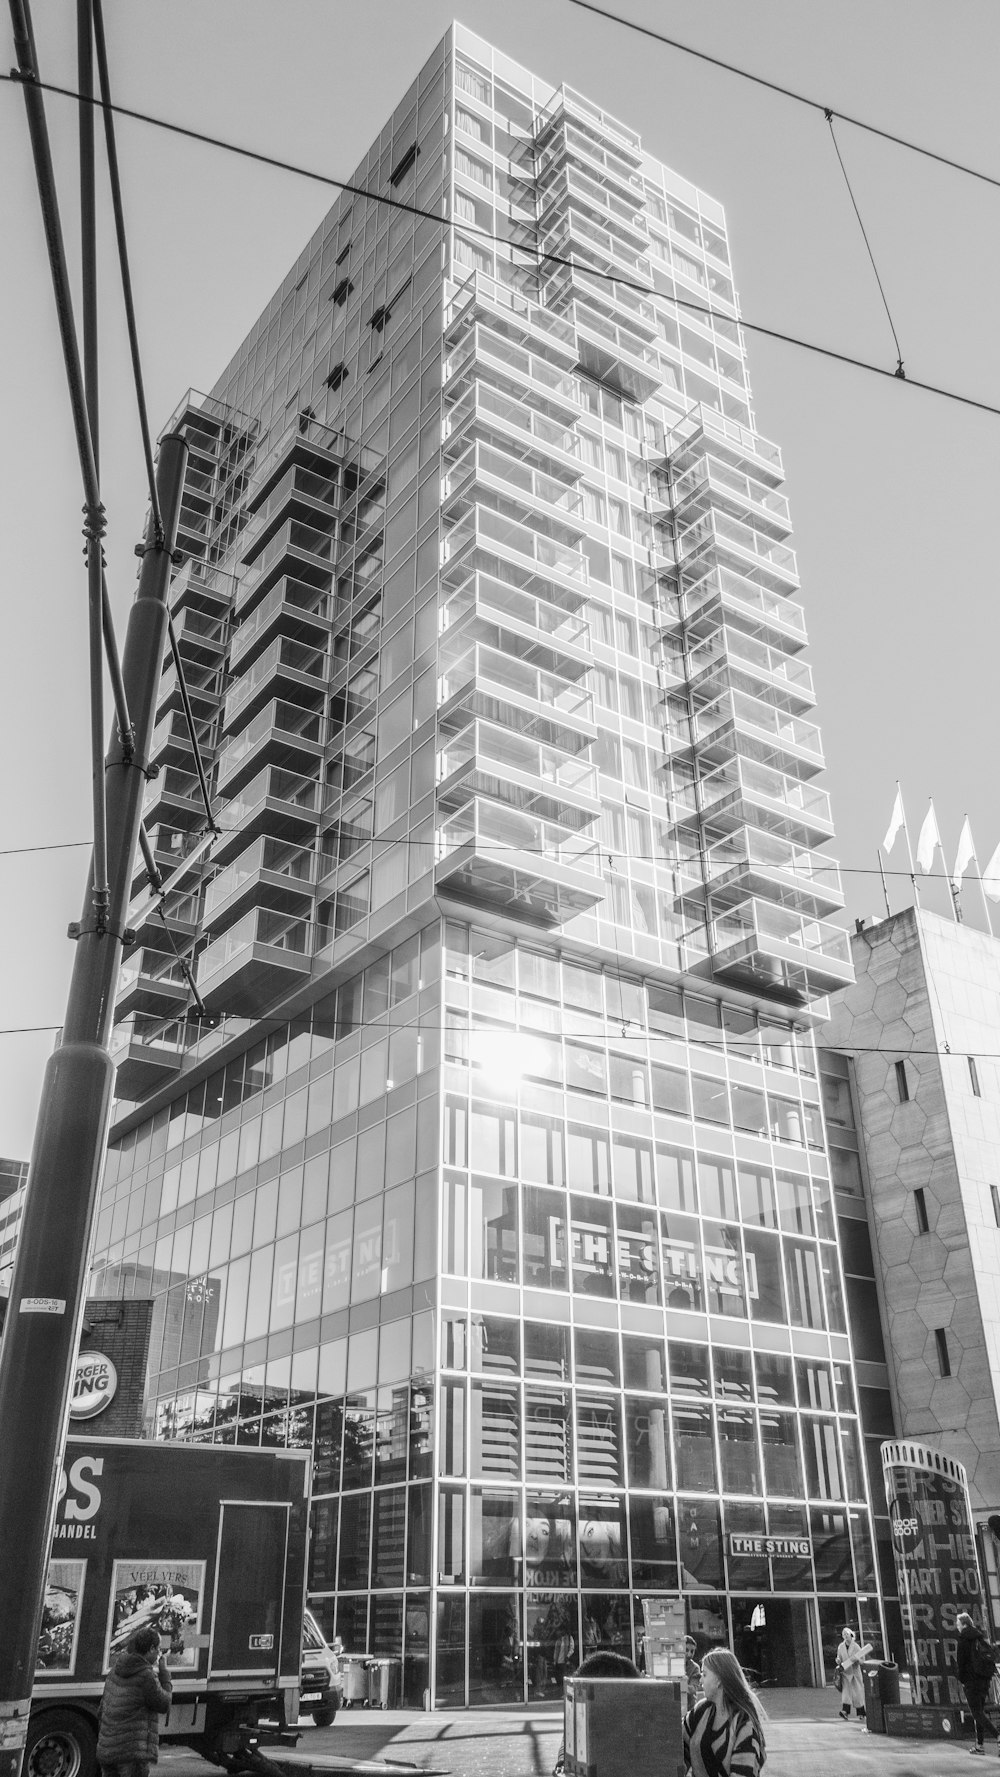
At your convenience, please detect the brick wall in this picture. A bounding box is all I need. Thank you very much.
[0,1295,153,1437]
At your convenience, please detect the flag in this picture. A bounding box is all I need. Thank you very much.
[952,817,975,892]
[984,839,1000,904]
[916,802,941,874]
[883,788,905,854]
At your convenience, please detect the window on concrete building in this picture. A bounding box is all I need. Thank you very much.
[934,1328,951,1377]
[914,1188,929,1234]
[969,1056,982,1097]
[991,1185,1000,1228]
[894,1060,910,1103]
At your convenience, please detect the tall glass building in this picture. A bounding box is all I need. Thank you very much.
[91,24,883,1703]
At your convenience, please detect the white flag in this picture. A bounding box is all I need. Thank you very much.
[952,817,975,892]
[984,839,1000,904]
[916,802,941,874]
[883,788,905,854]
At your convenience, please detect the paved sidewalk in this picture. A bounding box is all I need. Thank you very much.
[159,1691,1000,1777]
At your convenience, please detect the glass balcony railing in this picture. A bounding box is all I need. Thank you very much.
[215,698,324,788]
[442,439,585,525]
[440,571,591,656]
[444,325,582,415]
[531,120,646,207]
[204,835,317,920]
[687,688,822,759]
[444,507,589,588]
[438,795,601,877]
[704,830,843,905]
[171,605,228,650]
[444,382,582,469]
[221,765,321,831]
[698,757,832,828]
[679,566,806,640]
[142,765,202,812]
[168,557,237,612]
[687,627,814,700]
[438,718,599,803]
[224,635,327,726]
[540,206,651,283]
[677,508,799,583]
[712,900,852,971]
[117,950,189,993]
[111,1013,187,1061]
[537,163,647,245]
[238,516,336,590]
[444,270,578,356]
[672,455,791,531]
[439,640,594,725]
[246,413,347,502]
[230,576,332,669]
[198,906,313,985]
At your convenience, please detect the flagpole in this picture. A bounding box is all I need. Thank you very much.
[972,846,996,940]
[877,848,891,920]
[899,782,920,908]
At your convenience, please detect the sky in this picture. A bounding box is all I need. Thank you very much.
[1,0,998,1157]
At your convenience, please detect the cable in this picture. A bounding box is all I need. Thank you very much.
[825,111,905,379]
[5,71,1000,422]
[90,0,162,542]
[564,0,1000,196]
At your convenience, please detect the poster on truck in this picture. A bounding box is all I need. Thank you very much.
[104,1560,205,1672]
[36,1560,87,1675]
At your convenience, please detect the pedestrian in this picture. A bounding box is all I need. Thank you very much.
[956,1611,998,1756]
[683,1648,766,1777]
[834,1627,870,1723]
[97,1625,172,1777]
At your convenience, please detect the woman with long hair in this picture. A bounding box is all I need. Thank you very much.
[683,1647,766,1777]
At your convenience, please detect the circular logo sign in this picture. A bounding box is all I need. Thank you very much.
[69,1352,118,1420]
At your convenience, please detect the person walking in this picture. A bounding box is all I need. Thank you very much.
[956,1611,998,1756]
[97,1624,172,1777]
[683,1647,766,1777]
[834,1627,869,1723]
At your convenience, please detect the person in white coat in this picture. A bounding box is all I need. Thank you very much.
[835,1627,871,1722]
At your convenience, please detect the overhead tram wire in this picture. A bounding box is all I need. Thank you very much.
[564,0,1000,196]
[5,72,1000,423]
[824,110,906,379]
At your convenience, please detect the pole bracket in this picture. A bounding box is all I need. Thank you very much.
[67,921,136,945]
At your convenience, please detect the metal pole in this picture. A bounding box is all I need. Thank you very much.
[0,436,187,1777]
[877,848,891,920]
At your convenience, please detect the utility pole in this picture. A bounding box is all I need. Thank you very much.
[0,436,187,1777]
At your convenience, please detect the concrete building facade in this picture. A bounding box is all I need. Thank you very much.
[88,24,883,1701]
[822,906,1000,1634]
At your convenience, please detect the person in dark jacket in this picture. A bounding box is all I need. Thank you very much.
[956,1612,997,1756]
[97,1625,172,1777]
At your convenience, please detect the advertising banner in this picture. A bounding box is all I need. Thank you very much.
[35,1561,87,1675]
[882,1439,984,1708]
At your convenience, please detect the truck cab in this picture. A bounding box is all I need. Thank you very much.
[299,1611,343,1727]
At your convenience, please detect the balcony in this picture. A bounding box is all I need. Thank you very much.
[697,758,834,845]
[215,698,324,794]
[708,898,853,1002]
[115,949,191,1018]
[168,557,237,618]
[126,886,200,951]
[229,576,332,672]
[439,639,596,755]
[213,765,322,863]
[530,116,646,212]
[667,403,784,486]
[155,657,224,725]
[150,708,215,772]
[111,1015,185,1100]
[672,454,792,540]
[438,717,600,830]
[444,382,583,480]
[436,794,603,926]
[539,206,652,288]
[440,570,591,680]
[444,325,583,424]
[197,906,313,1015]
[672,688,823,776]
[235,516,336,615]
[203,835,317,933]
[701,830,844,920]
[238,462,340,568]
[687,627,815,713]
[169,605,228,667]
[670,566,807,653]
[245,413,346,509]
[562,299,663,402]
[443,507,588,604]
[142,765,206,831]
[442,439,585,534]
[677,508,799,594]
[223,634,327,732]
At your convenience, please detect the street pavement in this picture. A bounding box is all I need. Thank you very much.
[158,1689,1000,1777]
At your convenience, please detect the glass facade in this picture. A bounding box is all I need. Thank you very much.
[91,25,884,1701]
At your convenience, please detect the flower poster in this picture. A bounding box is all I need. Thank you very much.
[36,1560,87,1674]
[105,1560,205,1671]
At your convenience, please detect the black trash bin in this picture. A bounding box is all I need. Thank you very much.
[879,1663,900,1709]
[862,1665,885,1734]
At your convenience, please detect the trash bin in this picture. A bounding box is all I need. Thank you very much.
[341,1654,370,1707]
[862,1665,885,1734]
[879,1662,900,1708]
[367,1657,400,1709]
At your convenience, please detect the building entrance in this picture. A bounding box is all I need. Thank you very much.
[730,1598,817,1687]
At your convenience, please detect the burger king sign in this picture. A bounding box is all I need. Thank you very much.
[69,1351,118,1420]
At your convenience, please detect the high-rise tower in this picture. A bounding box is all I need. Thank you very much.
[91,25,881,1702]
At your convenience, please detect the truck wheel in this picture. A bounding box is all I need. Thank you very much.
[311,1707,337,1727]
[26,1711,97,1777]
